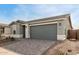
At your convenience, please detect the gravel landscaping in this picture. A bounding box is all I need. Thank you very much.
[1,39,79,55]
[0,39,57,55]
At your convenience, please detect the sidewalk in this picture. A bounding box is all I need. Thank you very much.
[0,47,19,55]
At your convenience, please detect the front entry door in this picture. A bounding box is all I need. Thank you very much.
[22,25,26,38]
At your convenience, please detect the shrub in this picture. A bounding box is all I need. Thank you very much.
[10,37,15,41]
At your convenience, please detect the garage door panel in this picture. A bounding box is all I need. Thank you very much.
[30,24,57,40]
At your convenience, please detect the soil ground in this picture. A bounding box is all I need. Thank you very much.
[44,39,79,55]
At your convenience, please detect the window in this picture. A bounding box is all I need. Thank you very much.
[3,28,4,33]
[59,23,62,26]
[1,30,3,34]
[13,30,16,34]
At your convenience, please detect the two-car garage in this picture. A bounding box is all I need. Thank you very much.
[30,24,57,40]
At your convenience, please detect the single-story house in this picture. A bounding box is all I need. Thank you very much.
[2,14,72,40]
[0,23,8,36]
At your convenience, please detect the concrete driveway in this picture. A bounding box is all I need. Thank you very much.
[0,39,56,55]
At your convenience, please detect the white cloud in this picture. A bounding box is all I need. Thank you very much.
[32,5,75,16]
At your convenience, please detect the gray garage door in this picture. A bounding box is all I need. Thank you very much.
[30,24,57,40]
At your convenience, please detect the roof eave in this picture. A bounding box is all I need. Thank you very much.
[69,16,73,29]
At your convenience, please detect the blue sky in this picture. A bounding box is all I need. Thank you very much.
[0,4,79,29]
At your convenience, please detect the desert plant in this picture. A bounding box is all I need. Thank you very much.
[10,37,15,41]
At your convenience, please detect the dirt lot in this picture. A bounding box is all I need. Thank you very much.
[44,40,79,55]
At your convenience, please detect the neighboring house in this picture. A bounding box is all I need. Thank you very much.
[1,26,11,37]
[0,23,7,37]
[2,14,72,40]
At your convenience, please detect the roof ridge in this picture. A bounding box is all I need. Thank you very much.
[24,14,70,23]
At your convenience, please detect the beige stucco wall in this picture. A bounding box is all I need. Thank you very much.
[63,17,72,38]
[10,23,23,38]
[57,20,66,40]
[57,17,72,40]
[57,20,65,35]
[4,27,11,34]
